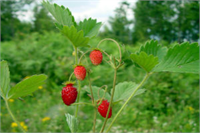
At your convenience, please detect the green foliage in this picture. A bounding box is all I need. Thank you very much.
[131,40,199,74]
[0,61,10,99]
[8,74,47,99]
[1,0,34,41]
[113,82,145,102]
[61,26,90,47]
[0,60,47,100]
[1,34,199,132]
[42,1,76,27]
[43,1,102,48]
[65,113,78,133]
[139,40,168,62]
[76,18,102,38]
[154,42,199,73]
[130,52,159,72]
[132,1,199,43]
[84,86,110,101]
[1,32,73,88]
[33,4,56,33]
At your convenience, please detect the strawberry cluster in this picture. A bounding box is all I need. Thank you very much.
[61,50,112,118]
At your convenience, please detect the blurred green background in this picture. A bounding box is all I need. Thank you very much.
[1,0,199,132]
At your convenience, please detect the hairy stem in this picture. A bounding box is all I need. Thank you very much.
[100,67,117,133]
[74,47,78,64]
[97,38,122,62]
[88,72,97,133]
[75,80,81,117]
[78,50,91,64]
[5,100,26,133]
[72,102,93,106]
[74,46,82,118]
[106,73,150,132]
[93,107,97,132]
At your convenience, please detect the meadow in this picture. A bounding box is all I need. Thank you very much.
[1,32,199,132]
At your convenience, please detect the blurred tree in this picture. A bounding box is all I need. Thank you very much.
[1,0,34,41]
[100,1,132,44]
[132,0,199,43]
[33,4,56,33]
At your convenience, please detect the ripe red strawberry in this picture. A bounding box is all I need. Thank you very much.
[74,65,86,80]
[98,100,112,118]
[90,50,103,65]
[61,83,77,106]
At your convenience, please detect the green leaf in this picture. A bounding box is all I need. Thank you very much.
[84,86,110,101]
[43,0,76,27]
[61,26,90,47]
[55,22,63,30]
[65,113,78,133]
[8,74,47,99]
[130,51,159,72]
[76,18,102,38]
[153,42,199,73]
[140,40,168,61]
[113,82,145,102]
[0,61,10,99]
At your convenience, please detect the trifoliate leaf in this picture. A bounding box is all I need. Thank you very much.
[153,42,199,73]
[65,113,78,133]
[83,86,110,101]
[76,18,102,38]
[8,74,47,99]
[130,52,159,72]
[43,0,76,27]
[113,82,145,102]
[140,40,168,61]
[0,61,10,99]
[61,26,90,47]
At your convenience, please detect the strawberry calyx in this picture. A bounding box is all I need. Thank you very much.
[73,64,85,69]
[91,48,102,52]
[62,81,75,86]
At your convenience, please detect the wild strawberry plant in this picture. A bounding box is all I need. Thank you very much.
[0,61,47,133]
[1,0,199,132]
[42,1,199,133]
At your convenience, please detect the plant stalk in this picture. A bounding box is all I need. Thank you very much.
[75,80,81,117]
[100,68,117,133]
[105,73,150,132]
[74,46,82,118]
[88,72,97,133]
[5,100,26,133]
[93,107,97,132]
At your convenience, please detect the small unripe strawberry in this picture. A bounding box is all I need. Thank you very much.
[98,100,112,118]
[61,83,77,106]
[90,50,103,65]
[74,65,86,80]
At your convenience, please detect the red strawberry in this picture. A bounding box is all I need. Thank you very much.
[74,65,86,80]
[90,50,103,65]
[61,83,77,106]
[98,100,112,118]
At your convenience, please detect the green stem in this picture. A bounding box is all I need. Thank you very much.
[93,107,97,132]
[69,72,74,81]
[88,72,97,133]
[5,100,26,133]
[97,38,122,62]
[78,50,90,64]
[75,80,81,117]
[72,102,93,106]
[100,68,117,133]
[73,46,82,118]
[106,73,150,132]
[88,73,95,104]
[74,47,78,64]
